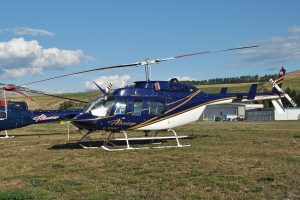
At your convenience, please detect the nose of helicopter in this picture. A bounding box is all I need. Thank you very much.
[72,113,98,131]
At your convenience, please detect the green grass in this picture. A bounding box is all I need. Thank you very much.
[284,77,300,90]
[0,121,299,199]
[0,189,33,200]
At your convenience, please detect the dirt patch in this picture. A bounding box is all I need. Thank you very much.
[0,180,25,191]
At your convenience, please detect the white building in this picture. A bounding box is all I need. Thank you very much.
[275,108,300,120]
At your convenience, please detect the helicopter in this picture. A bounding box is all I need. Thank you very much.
[0,85,86,138]
[4,45,297,150]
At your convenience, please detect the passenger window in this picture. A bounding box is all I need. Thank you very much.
[132,99,143,116]
[114,100,126,115]
[148,101,165,116]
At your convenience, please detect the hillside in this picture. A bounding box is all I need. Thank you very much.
[199,69,300,93]
[8,91,99,110]
[5,70,300,110]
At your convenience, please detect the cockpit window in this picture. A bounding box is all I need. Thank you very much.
[83,96,115,117]
[83,96,103,113]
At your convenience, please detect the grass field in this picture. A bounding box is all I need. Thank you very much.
[0,121,299,199]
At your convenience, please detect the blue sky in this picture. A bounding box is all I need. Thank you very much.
[0,0,300,93]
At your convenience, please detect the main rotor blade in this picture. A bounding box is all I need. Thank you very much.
[0,85,88,103]
[158,45,260,61]
[19,45,259,87]
[20,88,89,103]
[19,63,140,87]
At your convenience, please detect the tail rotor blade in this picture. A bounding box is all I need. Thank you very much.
[14,88,34,101]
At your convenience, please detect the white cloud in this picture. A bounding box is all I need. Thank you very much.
[235,26,300,68]
[288,26,300,33]
[0,27,55,37]
[85,75,131,91]
[0,38,87,78]
[13,27,55,37]
[2,68,43,78]
[169,76,196,81]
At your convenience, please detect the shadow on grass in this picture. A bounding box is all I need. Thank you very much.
[49,135,194,150]
[49,139,174,150]
[8,132,68,137]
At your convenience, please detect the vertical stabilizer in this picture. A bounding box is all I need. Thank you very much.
[272,67,286,94]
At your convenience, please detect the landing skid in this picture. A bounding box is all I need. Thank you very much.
[0,130,14,139]
[79,129,191,151]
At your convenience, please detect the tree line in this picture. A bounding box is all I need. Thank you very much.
[181,74,278,85]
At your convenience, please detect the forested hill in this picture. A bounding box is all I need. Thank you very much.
[181,74,277,85]
[181,69,300,86]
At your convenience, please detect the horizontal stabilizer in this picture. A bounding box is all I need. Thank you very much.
[247,84,258,100]
[272,67,286,94]
[220,88,227,94]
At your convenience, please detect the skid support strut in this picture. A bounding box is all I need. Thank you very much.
[0,130,14,139]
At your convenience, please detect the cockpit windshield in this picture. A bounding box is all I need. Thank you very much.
[83,96,115,117]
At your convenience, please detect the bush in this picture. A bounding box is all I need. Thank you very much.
[59,101,85,110]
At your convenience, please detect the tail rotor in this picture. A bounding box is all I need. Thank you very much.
[270,67,297,107]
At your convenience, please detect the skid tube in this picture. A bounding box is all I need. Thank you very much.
[100,129,191,151]
[79,129,191,150]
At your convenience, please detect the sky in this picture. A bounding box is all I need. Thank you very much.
[0,0,300,93]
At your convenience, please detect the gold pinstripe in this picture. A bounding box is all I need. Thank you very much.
[165,90,201,114]
[166,92,195,106]
[129,116,159,129]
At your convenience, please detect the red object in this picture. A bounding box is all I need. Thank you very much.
[154,82,161,91]
[0,101,6,106]
[4,85,34,101]
[4,85,16,91]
